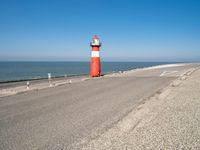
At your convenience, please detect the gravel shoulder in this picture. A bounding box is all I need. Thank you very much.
[78,66,200,149]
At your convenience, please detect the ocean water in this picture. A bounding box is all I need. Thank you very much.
[0,62,175,82]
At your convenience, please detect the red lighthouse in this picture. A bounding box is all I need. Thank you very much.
[90,35,101,77]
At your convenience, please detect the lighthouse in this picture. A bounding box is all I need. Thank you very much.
[90,35,101,77]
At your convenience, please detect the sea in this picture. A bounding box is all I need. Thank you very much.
[0,62,176,83]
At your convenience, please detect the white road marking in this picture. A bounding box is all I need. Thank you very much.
[160,71,178,77]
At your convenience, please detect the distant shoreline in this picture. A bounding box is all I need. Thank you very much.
[0,74,88,84]
[0,62,187,85]
[0,63,196,97]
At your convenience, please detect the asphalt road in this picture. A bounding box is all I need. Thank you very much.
[0,64,197,150]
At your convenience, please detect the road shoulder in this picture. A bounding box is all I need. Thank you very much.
[76,66,200,149]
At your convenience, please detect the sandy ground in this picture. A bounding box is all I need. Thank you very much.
[0,76,90,97]
[77,66,200,150]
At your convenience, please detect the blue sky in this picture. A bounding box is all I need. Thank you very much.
[0,0,199,62]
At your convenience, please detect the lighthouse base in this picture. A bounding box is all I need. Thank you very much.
[90,57,101,77]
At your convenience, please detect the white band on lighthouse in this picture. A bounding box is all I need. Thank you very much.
[91,51,100,57]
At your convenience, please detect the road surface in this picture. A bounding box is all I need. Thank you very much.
[0,64,198,149]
